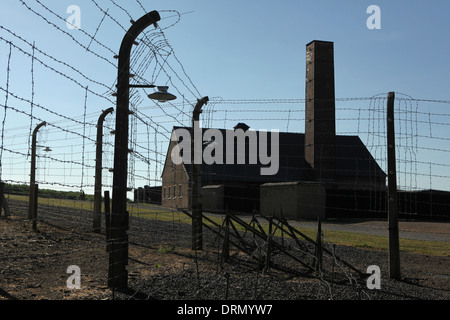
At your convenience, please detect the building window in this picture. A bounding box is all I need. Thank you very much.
[179,184,182,198]
[168,186,171,199]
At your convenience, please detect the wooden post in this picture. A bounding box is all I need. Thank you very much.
[314,217,323,271]
[264,234,272,274]
[2,194,10,218]
[105,190,111,243]
[268,216,273,235]
[32,184,38,231]
[0,182,5,218]
[263,217,273,273]
[387,91,401,280]
[221,215,230,263]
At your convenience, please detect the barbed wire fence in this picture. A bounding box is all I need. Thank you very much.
[0,0,449,300]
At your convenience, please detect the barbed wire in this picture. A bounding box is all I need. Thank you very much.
[0,0,449,301]
[0,1,196,194]
[0,25,114,93]
[17,0,116,68]
[0,42,12,180]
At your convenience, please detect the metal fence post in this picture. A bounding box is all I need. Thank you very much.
[191,97,209,250]
[93,107,113,233]
[28,121,46,220]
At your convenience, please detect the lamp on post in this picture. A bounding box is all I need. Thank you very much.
[148,86,177,102]
[109,10,161,289]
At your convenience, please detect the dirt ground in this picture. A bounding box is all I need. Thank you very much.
[0,200,449,301]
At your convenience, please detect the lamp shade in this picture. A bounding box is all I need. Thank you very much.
[148,86,176,102]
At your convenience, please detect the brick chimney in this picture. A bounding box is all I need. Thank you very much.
[304,40,336,181]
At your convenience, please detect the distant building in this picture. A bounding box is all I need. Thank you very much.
[134,185,162,204]
[161,126,385,215]
[160,40,386,219]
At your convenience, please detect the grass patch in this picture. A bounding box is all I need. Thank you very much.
[157,245,177,254]
[6,194,95,211]
[320,229,450,256]
[7,194,449,256]
[134,211,450,257]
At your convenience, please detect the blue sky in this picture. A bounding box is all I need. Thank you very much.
[3,1,449,105]
[0,0,449,193]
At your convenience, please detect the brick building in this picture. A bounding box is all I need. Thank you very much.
[158,40,386,218]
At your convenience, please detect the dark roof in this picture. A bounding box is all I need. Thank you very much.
[171,126,385,184]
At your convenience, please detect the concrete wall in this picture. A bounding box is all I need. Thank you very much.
[202,185,224,212]
[333,176,386,192]
[260,181,326,219]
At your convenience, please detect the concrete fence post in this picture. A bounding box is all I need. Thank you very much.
[387,91,401,280]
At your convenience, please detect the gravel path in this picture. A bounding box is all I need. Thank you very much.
[0,199,449,301]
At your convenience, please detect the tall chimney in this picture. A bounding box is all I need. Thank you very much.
[304,40,336,181]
